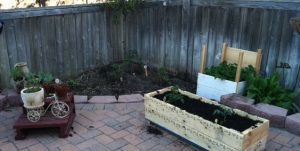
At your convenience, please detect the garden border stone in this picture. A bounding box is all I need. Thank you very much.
[0,94,7,111]
[221,93,288,128]
[220,93,255,113]
[74,95,88,104]
[88,96,117,104]
[118,94,143,103]
[285,113,300,135]
[1,89,22,107]
[251,103,287,128]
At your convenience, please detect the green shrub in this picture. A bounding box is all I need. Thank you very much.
[38,72,54,84]
[246,73,296,110]
[158,67,171,85]
[10,67,25,81]
[111,64,124,82]
[67,79,80,90]
[204,62,256,82]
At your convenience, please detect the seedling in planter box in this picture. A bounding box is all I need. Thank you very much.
[163,86,184,104]
[213,108,234,125]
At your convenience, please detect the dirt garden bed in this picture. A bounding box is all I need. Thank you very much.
[71,61,196,98]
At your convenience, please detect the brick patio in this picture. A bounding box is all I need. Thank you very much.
[1,101,300,151]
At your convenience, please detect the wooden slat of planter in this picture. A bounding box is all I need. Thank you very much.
[145,97,239,151]
[225,47,260,68]
[145,87,269,151]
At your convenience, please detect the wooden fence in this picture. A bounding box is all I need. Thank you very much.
[1,0,300,97]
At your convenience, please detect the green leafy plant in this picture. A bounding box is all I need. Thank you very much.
[111,64,124,82]
[290,103,300,114]
[123,52,143,74]
[246,73,297,110]
[67,79,80,90]
[163,86,184,104]
[106,0,143,24]
[10,67,25,81]
[204,62,256,82]
[38,72,54,84]
[24,73,41,93]
[213,108,234,125]
[158,67,171,85]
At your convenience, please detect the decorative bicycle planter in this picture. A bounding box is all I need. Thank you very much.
[21,88,70,122]
[144,87,269,151]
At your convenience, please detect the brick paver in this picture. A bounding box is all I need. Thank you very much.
[1,101,300,151]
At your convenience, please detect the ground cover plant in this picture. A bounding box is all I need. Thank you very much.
[246,72,298,114]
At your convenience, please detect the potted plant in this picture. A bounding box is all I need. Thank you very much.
[10,67,26,93]
[54,79,70,98]
[197,44,262,102]
[145,86,269,151]
[39,72,55,94]
[21,73,44,108]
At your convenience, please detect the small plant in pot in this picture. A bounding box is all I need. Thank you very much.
[10,67,26,93]
[21,73,44,108]
[54,79,70,98]
[39,72,55,94]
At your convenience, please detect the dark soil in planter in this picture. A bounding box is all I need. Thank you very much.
[155,92,260,132]
[72,61,196,97]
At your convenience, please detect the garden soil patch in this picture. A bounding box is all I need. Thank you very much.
[72,62,196,98]
[155,92,260,132]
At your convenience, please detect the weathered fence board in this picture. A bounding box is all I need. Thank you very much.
[1,1,300,105]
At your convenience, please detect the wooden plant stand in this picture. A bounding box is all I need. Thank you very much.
[13,93,76,140]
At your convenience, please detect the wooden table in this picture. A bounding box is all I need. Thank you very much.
[13,93,76,140]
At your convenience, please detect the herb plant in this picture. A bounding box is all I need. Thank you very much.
[246,73,296,111]
[204,62,256,81]
[24,73,41,93]
[163,86,184,104]
[213,108,234,125]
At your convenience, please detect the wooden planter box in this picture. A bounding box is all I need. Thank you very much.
[144,87,269,151]
[196,73,246,101]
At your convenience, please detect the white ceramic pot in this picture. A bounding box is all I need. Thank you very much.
[21,87,45,108]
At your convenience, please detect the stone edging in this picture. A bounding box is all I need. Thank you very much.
[220,93,300,135]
